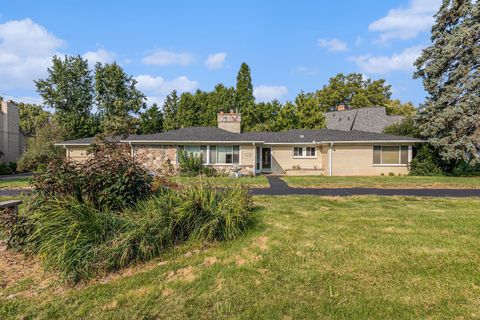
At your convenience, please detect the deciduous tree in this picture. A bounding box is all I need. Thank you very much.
[95,62,146,136]
[35,55,96,140]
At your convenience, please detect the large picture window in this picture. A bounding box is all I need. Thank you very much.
[373,146,409,165]
[178,145,240,164]
[293,147,316,158]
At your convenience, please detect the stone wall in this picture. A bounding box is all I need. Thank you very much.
[133,145,177,175]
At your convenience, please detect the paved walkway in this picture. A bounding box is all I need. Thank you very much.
[251,176,480,198]
[0,173,34,180]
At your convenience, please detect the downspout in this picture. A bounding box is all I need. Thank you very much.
[128,142,134,160]
[329,142,333,176]
[252,142,256,176]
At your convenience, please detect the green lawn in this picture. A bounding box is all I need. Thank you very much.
[0,176,31,190]
[168,175,270,188]
[282,175,480,189]
[2,195,480,319]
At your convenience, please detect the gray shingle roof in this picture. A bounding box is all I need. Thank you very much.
[124,127,258,142]
[325,107,404,133]
[58,126,421,146]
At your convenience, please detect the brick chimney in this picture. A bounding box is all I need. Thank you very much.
[217,109,241,133]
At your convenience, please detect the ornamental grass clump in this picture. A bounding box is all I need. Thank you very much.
[172,183,254,242]
[20,180,253,284]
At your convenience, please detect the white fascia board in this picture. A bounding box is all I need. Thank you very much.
[122,140,264,144]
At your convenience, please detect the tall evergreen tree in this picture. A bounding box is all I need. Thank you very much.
[163,90,180,131]
[138,104,163,134]
[235,63,256,130]
[414,0,480,164]
[35,55,96,140]
[94,62,146,136]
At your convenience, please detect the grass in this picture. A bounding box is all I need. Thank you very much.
[0,176,31,190]
[2,195,480,319]
[168,175,269,188]
[282,175,480,189]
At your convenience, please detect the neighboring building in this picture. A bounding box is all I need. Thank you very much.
[57,110,421,176]
[0,100,26,163]
[325,105,403,133]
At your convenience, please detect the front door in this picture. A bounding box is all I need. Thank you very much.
[261,148,272,172]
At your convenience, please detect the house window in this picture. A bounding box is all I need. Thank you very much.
[373,146,409,165]
[184,145,207,162]
[293,147,316,158]
[213,145,240,164]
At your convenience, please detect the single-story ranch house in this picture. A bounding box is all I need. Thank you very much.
[57,111,422,176]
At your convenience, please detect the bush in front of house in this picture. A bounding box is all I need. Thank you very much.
[450,161,480,177]
[30,144,153,211]
[409,145,444,176]
[0,163,13,175]
[177,150,220,177]
[22,181,253,283]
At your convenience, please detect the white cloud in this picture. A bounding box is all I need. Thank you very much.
[204,52,227,69]
[369,0,441,42]
[317,38,348,52]
[135,74,199,95]
[0,18,65,90]
[82,49,116,65]
[253,85,288,102]
[350,45,424,74]
[142,49,195,66]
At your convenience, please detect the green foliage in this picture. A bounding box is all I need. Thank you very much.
[383,116,421,137]
[172,183,253,241]
[30,143,152,211]
[410,145,444,176]
[315,73,392,111]
[178,151,203,176]
[235,63,256,130]
[17,120,65,172]
[94,62,146,136]
[17,103,51,137]
[0,163,13,175]
[177,151,218,177]
[7,162,17,173]
[23,181,253,283]
[295,92,326,129]
[35,55,97,140]
[138,103,163,134]
[414,0,480,164]
[162,90,180,131]
[385,99,417,116]
[451,161,480,177]
[36,163,47,173]
[27,197,125,283]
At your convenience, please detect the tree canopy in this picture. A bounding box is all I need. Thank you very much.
[35,55,96,140]
[414,0,480,164]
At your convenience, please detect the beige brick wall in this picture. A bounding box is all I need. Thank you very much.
[66,146,90,162]
[322,144,411,176]
[271,146,323,175]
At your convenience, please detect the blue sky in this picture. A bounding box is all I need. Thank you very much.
[0,0,441,107]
